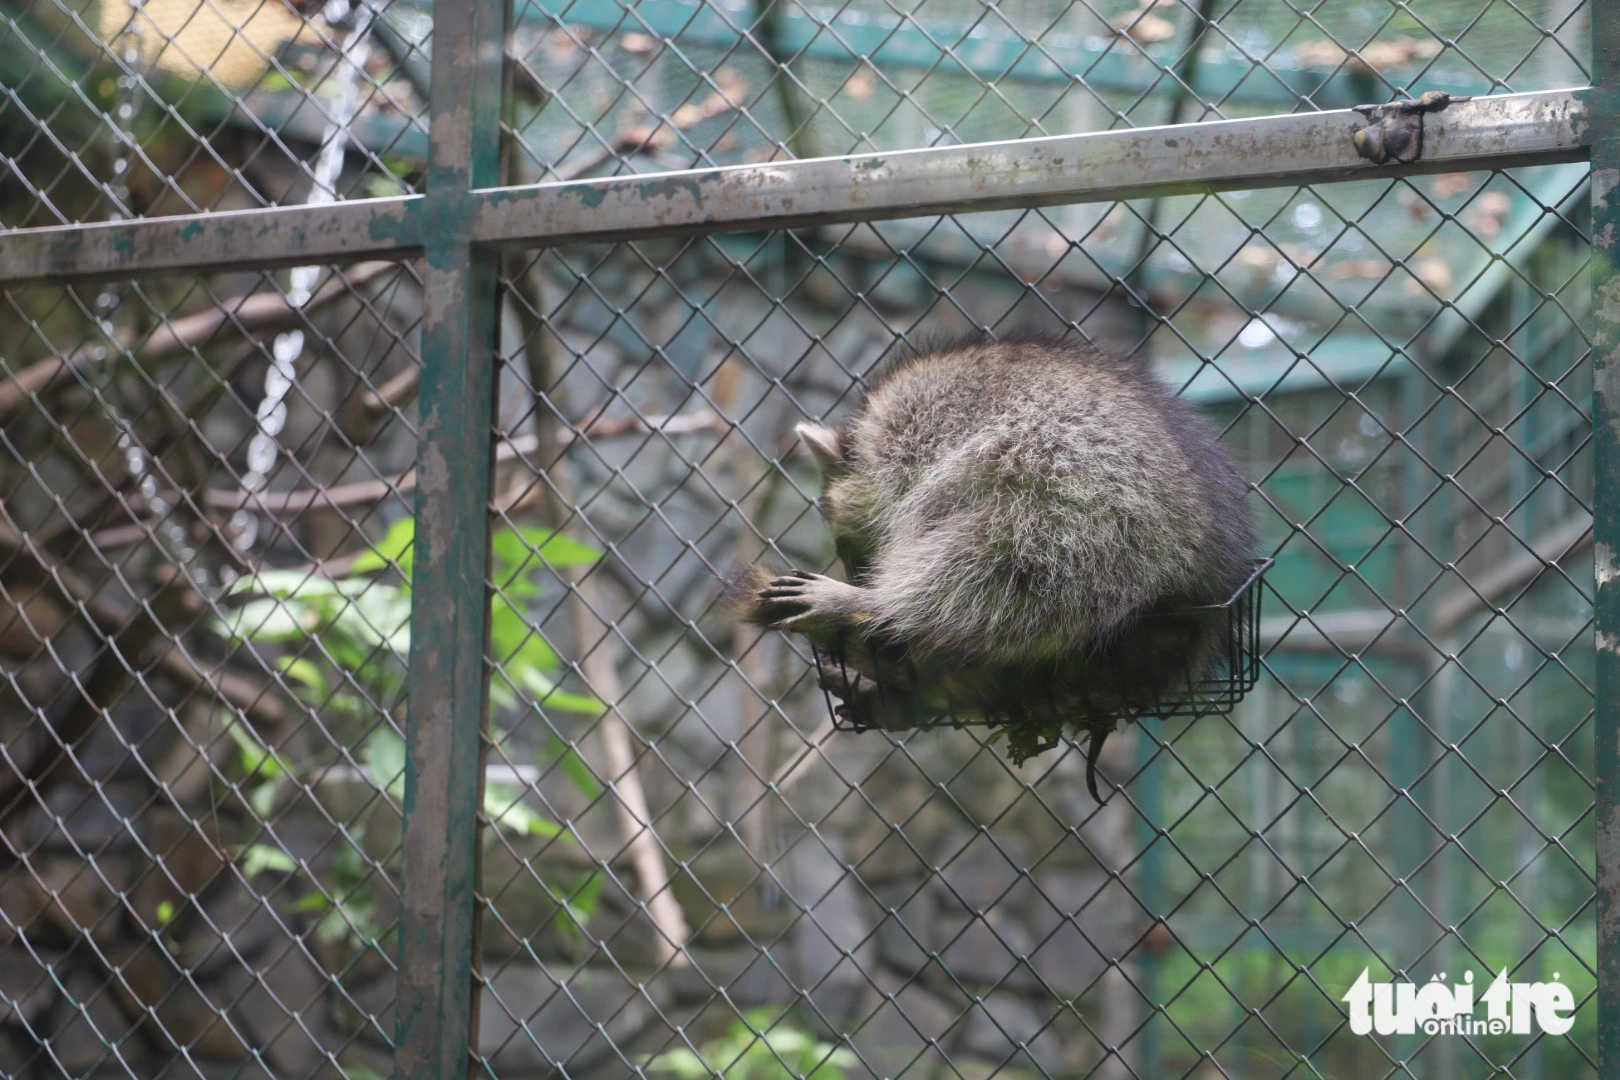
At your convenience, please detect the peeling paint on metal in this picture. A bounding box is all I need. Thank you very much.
[635,172,716,205]
[1597,347,1620,418]
[1601,269,1620,332]
[1590,8,1620,1069]
[1599,541,1620,589]
[393,4,504,1076]
[0,198,422,285]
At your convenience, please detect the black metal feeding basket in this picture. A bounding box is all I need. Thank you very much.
[812,558,1271,752]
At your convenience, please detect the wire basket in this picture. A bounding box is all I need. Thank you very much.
[814,558,1272,742]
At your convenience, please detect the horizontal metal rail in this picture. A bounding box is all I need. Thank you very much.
[0,197,420,284]
[0,88,1589,284]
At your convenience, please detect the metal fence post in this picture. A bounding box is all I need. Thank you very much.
[1594,0,1619,1069]
[395,3,508,1077]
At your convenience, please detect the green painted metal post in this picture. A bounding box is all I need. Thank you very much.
[395,2,508,1077]
[1594,0,1620,1070]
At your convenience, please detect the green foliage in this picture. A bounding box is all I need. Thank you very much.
[642,1010,855,1079]
[216,517,611,955]
[220,517,605,721]
[226,723,398,950]
[359,154,418,199]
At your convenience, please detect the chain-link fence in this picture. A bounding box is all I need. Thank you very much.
[0,0,1610,1077]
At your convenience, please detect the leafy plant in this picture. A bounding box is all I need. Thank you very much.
[216,518,611,953]
[219,516,604,719]
[642,1010,856,1079]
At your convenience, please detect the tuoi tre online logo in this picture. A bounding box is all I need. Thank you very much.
[1342,968,1576,1037]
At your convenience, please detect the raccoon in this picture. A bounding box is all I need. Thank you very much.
[729,333,1255,799]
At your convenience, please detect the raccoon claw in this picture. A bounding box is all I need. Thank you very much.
[1085,727,1111,803]
[819,665,872,701]
[757,571,863,635]
[829,680,882,729]
[758,569,822,601]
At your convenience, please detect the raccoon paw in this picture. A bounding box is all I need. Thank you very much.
[757,571,869,635]
[827,673,890,728]
[818,664,874,702]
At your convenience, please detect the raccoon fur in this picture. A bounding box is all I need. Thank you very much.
[729,332,1255,799]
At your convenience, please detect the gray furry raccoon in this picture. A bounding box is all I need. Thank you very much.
[728,333,1255,799]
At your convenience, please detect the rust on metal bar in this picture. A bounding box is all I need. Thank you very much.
[392,0,507,1077]
[1590,0,1620,1065]
[469,88,1590,247]
[0,198,420,285]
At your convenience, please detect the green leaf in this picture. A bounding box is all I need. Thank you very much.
[227,723,268,774]
[360,729,408,801]
[240,844,298,878]
[561,871,603,928]
[537,736,603,799]
[483,783,569,839]
[645,1049,708,1079]
[488,677,519,713]
[534,531,603,568]
[315,907,357,945]
[512,636,560,675]
[512,664,602,713]
[227,723,287,782]
[219,598,311,644]
[490,528,601,597]
[224,568,342,599]
[327,584,412,653]
[350,517,416,577]
[249,783,278,819]
[490,601,557,671]
[490,529,540,593]
[275,656,328,698]
[532,685,606,716]
[290,892,334,914]
[342,1065,390,1080]
[643,1011,853,1079]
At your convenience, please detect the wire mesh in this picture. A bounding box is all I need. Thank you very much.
[502,0,1591,181]
[0,0,1603,1078]
[1,0,427,228]
[0,258,422,1076]
[473,161,1592,1075]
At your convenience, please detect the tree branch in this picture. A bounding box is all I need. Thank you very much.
[0,566,201,833]
[0,261,398,424]
[502,262,691,966]
[88,411,725,528]
[0,523,293,839]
